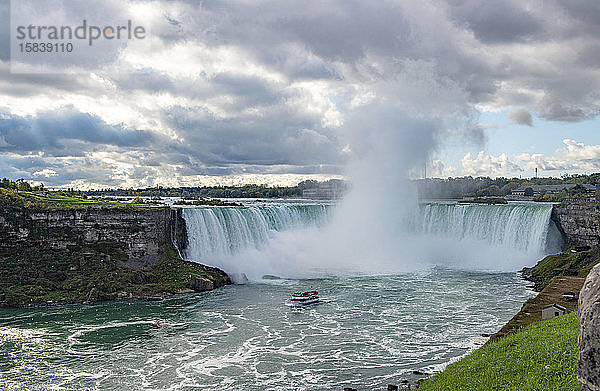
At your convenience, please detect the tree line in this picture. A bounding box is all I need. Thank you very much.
[2,174,599,200]
[417,173,600,199]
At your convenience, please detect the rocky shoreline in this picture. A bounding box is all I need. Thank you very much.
[0,203,231,307]
[487,247,599,341]
[0,242,231,307]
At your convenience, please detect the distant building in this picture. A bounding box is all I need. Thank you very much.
[562,291,576,301]
[511,184,596,197]
[542,303,566,321]
[301,180,348,200]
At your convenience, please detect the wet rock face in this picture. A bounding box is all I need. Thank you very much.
[189,276,214,292]
[0,208,173,261]
[552,204,600,248]
[579,263,600,391]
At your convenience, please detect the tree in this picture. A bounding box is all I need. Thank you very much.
[16,179,32,192]
[524,187,534,197]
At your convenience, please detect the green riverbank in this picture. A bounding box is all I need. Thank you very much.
[417,311,580,391]
[415,247,600,390]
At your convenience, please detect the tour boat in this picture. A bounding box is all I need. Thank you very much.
[290,290,320,306]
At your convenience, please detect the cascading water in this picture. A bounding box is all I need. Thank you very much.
[181,202,563,278]
[418,203,560,255]
[182,204,330,260]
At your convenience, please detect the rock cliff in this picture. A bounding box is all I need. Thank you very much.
[0,207,175,261]
[578,263,600,391]
[551,204,600,248]
[0,206,230,306]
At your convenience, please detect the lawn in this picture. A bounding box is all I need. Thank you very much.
[417,311,580,391]
[0,188,145,209]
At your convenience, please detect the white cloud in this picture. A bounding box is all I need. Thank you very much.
[428,159,457,178]
[515,153,571,171]
[516,139,600,172]
[461,151,522,177]
[32,169,57,178]
[563,139,600,161]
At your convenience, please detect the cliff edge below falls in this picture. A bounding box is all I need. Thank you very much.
[0,206,231,307]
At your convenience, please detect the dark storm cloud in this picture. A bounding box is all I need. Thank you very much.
[161,0,411,73]
[108,68,174,93]
[539,103,597,123]
[508,108,533,126]
[2,0,600,187]
[182,0,600,120]
[0,109,156,155]
[211,73,282,106]
[163,104,346,167]
[0,69,100,97]
[447,0,543,44]
[559,0,600,35]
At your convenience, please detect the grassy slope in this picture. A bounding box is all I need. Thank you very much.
[0,188,140,209]
[418,311,580,391]
[492,275,584,340]
[523,247,600,291]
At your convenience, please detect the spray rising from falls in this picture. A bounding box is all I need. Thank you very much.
[181,203,562,278]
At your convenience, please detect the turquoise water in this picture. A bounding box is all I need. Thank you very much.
[0,269,533,390]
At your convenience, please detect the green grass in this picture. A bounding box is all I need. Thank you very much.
[0,188,150,210]
[417,312,580,391]
[523,247,600,291]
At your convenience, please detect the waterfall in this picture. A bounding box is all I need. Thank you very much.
[418,203,558,254]
[182,205,330,261]
[181,202,563,275]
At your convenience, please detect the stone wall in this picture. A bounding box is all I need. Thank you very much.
[0,207,177,261]
[551,204,600,248]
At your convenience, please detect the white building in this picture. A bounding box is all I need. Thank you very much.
[542,303,566,321]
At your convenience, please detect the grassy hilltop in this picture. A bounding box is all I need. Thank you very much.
[0,185,143,210]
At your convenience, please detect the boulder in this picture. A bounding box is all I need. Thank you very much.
[579,263,600,391]
[87,287,100,302]
[189,276,214,292]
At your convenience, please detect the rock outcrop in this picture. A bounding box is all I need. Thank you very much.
[552,204,600,248]
[0,207,178,261]
[578,263,600,391]
[0,206,231,306]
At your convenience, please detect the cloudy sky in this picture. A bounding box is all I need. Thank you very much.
[0,0,599,189]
